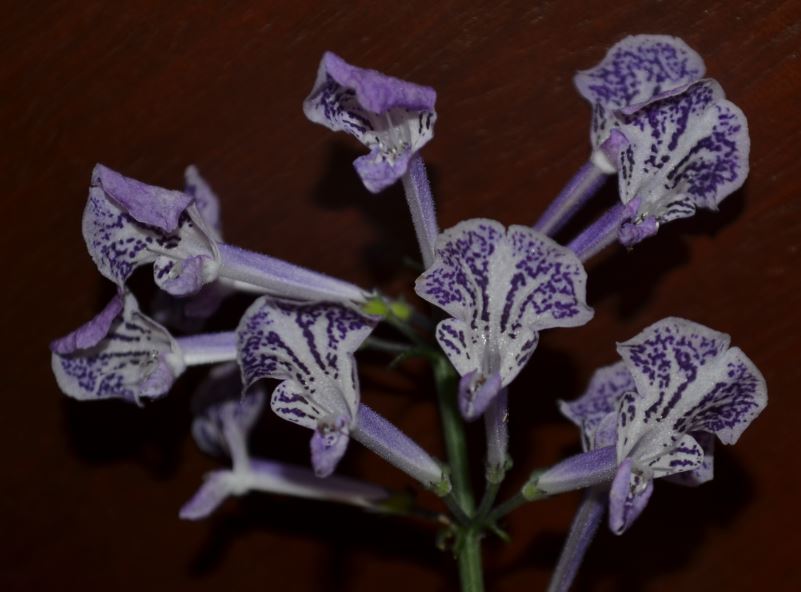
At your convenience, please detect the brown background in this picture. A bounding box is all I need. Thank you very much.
[3,1,801,590]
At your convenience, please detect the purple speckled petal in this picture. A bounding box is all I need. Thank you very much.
[615,318,730,457]
[614,317,765,495]
[575,35,705,150]
[238,299,378,423]
[83,165,221,295]
[269,380,322,430]
[310,417,350,478]
[642,433,704,478]
[184,165,222,240]
[615,318,767,461]
[416,220,592,413]
[616,80,749,242]
[665,432,715,486]
[303,51,436,193]
[671,346,767,445]
[50,291,184,403]
[559,361,635,450]
[608,458,654,535]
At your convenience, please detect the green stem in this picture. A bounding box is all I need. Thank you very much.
[443,493,471,526]
[432,354,484,592]
[457,529,485,592]
[476,480,501,519]
[433,355,475,515]
[489,492,528,522]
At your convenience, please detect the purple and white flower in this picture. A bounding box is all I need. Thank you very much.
[238,298,448,489]
[84,164,370,303]
[304,52,440,267]
[535,318,766,534]
[615,79,750,246]
[415,219,593,421]
[304,51,436,194]
[50,290,237,403]
[151,165,231,327]
[181,364,389,520]
[535,35,705,236]
[564,38,748,255]
[541,319,764,591]
[575,35,706,172]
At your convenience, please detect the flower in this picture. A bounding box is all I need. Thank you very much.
[303,51,437,194]
[238,298,379,477]
[535,318,766,534]
[50,289,238,403]
[415,219,593,420]
[575,35,706,172]
[151,165,230,327]
[84,164,221,296]
[84,164,370,303]
[237,298,448,489]
[615,79,749,246]
[180,364,389,520]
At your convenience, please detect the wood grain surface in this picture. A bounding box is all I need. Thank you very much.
[3,1,801,590]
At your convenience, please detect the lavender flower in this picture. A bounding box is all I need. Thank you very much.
[84,164,370,303]
[565,39,748,255]
[50,290,237,403]
[415,219,593,421]
[304,51,436,194]
[151,165,230,327]
[181,364,389,520]
[304,52,440,267]
[237,298,448,490]
[575,35,706,171]
[534,35,705,236]
[615,79,750,246]
[535,318,766,534]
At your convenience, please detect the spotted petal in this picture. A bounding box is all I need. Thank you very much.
[616,318,766,463]
[303,52,437,193]
[575,35,705,151]
[416,219,592,418]
[616,80,749,244]
[83,164,221,296]
[50,291,184,403]
[559,361,635,450]
[666,432,715,486]
[642,433,705,479]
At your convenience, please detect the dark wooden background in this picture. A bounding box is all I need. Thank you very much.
[4,1,801,590]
